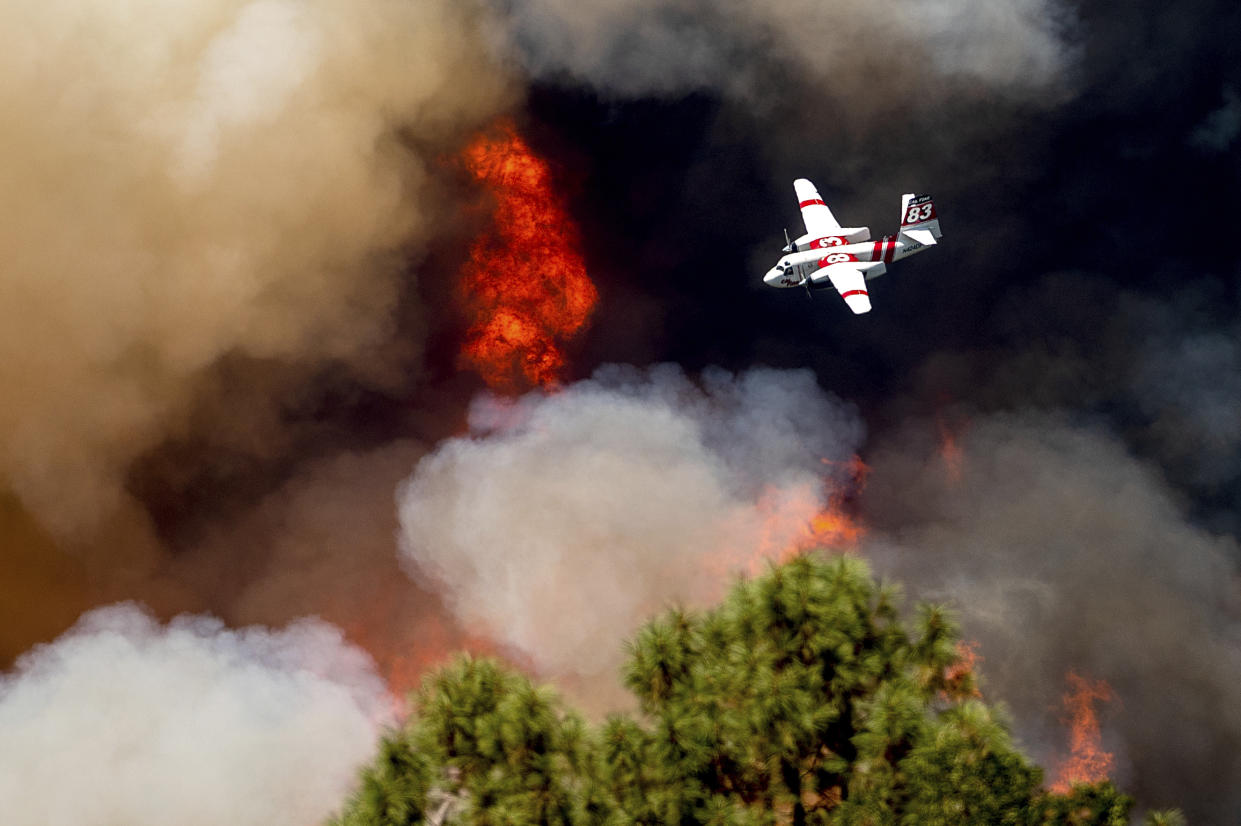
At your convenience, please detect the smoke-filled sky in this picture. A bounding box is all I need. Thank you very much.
[2,0,1239,823]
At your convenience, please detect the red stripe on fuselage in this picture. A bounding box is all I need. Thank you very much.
[840,290,868,299]
[799,198,826,208]
[871,241,882,261]
[883,237,896,263]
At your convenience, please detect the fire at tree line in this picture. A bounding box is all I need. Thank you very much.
[331,555,1185,826]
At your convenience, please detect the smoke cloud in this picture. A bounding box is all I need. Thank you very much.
[492,0,1075,105]
[177,440,487,695]
[1128,310,1241,496]
[394,362,1241,816]
[861,414,1241,821]
[0,0,510,534]
[397,365,863,699]
[0,604,390,826]
[1190,86,1241,152]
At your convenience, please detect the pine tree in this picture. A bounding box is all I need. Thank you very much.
[333,554,1184,826]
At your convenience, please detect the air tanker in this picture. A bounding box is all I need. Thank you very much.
[764,179,942,314]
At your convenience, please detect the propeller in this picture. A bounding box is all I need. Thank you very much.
[783,227,794,252]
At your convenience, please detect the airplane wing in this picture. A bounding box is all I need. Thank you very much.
[823,263,873,314]
[794,178,842,238]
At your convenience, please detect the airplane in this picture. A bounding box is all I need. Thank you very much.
[763,179,942,314]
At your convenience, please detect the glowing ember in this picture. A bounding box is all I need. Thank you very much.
[1050,671,1116,792]
[458,120,597,392]
[941,639,983,700]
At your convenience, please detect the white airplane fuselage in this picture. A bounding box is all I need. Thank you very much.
[764,182,942,313]
[763,233,933,289]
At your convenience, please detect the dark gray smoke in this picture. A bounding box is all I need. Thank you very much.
[493,0,1075,106]
[862,413,1241,820]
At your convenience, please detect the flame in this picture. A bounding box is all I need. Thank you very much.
[458,120,597,392]
[1050,671,1116,792]
[793,456,869,555]
[349,617,502,723]
[379,613,455,701]
[333,576,503,720]
[941,639,983,700]
[937,415,965,484]
[726,456,870,577]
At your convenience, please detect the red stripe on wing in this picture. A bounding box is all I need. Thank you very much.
[799,198,826,208]
[840,290,869,299]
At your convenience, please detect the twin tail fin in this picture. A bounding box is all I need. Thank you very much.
[898,193,942,245]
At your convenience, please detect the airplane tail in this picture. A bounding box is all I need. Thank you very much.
[898,193,942,246]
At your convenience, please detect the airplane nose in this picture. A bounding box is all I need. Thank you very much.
[764,268,782,285]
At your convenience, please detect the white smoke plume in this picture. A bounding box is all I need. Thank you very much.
[0,604,391,826]
[861,414,1241,817]
[397,365,863,701]
[491,0,1075,104]
[0,0,510,534]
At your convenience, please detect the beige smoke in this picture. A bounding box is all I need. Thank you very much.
[0,604,391,826]
[396,366,863,704]
[177,440,485,696]
[0,0,510,534]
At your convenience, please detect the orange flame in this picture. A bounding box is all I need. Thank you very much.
[730,456,870,577]
[350,614,502,723]
[458,120,597,392]
[937,416,965,484]
[1050,671,1116,792]
[796,455,869,554]
[941,639,983,700]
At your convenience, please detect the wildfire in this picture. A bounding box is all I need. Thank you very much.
[1050,671,1116,793]
[937,415,965,484]
[734,456,870,576]
[798,456,869,553]
[941,639,983,700]
[458,120,597,392]
[793,501,866,554]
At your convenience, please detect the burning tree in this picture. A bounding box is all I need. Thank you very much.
[332,555,1183,826]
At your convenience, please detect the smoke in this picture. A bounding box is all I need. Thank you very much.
[0,603,391,826]
[906,275,1241,535]
[176,440,487,695]
[861,413,1241,821]
[0,0,510,534]
[397,365,863,699]
[492,0,1075,105]
[1127,304,1241,496]
[390,358,1241,816]
[1190,86,1241,153]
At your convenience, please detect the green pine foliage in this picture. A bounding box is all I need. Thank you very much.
[332,733,434,826]
[332,554,1182,826]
